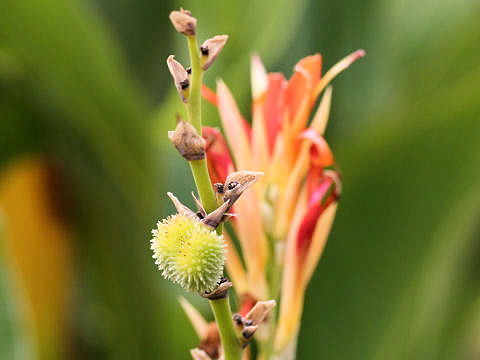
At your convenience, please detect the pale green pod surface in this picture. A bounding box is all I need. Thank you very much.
[150,214,225,293]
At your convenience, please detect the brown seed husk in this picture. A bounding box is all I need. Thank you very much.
[168,119,206,161]
[198,323,221,359]
[190,348,213,360]
[169,9,197,36]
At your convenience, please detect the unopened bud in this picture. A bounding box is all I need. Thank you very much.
[167,55,189,102]
[169,8,197,36]
[200,35,228,70]
[168,118,206,161]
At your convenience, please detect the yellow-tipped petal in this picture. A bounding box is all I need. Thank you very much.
[216,80,253,170]
[233,190,269,300]
[250,54,268,99]
[310,85,333,136]
[301,202,338,288]
[274,186,308,352]
[312,49,365,99]
[224,233,249,295]
[273,142,310,238]
[179,297,209,339]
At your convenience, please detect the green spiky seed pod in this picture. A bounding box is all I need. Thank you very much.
[150,214,225,293]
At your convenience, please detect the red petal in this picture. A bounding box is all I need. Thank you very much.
[300,128,335,169]
[202,127,235,184]
[296,176,336,253]
[239,295,256,317]
[202,84,217,106]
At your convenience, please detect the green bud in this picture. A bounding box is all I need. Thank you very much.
[151,214,225,293]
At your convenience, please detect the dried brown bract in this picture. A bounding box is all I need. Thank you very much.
[200,35,228,70]
[167,55,190,102]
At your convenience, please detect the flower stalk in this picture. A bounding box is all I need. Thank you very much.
[159,6,363,360]
[166,10,245,360]
[185,34,219,217]
[209,296,243,360]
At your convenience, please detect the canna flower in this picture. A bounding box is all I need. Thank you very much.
[201,49,364,356]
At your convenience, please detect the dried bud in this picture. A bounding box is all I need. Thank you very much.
[167,192,197,218]
[202,200,233,229]
[245,300,276,324]
[190,349,212,360]
[168,118,206,161]
[169,8,197,36]
[201,278,232,300]
[223,171,263,204]
[241,324,258,340]
[200,35,228,70]
[167,55,190,102]
[198,323,221,359]
[191,191,207,219]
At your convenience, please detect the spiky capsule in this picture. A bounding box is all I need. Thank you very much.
[151,214,225,293]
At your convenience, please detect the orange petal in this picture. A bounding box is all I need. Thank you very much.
[232,190,269,300]
[284,54,322,121]
[202,84,217,106]
[223,233,249,295]
[275,185,307,351]
[312,49,365,100]
[264,73,286,154]
[310,85,332,135]
[216,79,253,170]
[302,202,338,288]
[282,54,322,164]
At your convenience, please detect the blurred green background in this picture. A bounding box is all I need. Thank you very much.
[1,0,479,359]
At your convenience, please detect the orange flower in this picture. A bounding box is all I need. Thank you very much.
[203,49,364,355]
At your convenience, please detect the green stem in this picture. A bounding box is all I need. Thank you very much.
[186,35,203,133]
[209,297,243,360]
[184,35,217,213]
[184,35,222,236]
[189,160,218,214]
[185,34,238,358]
